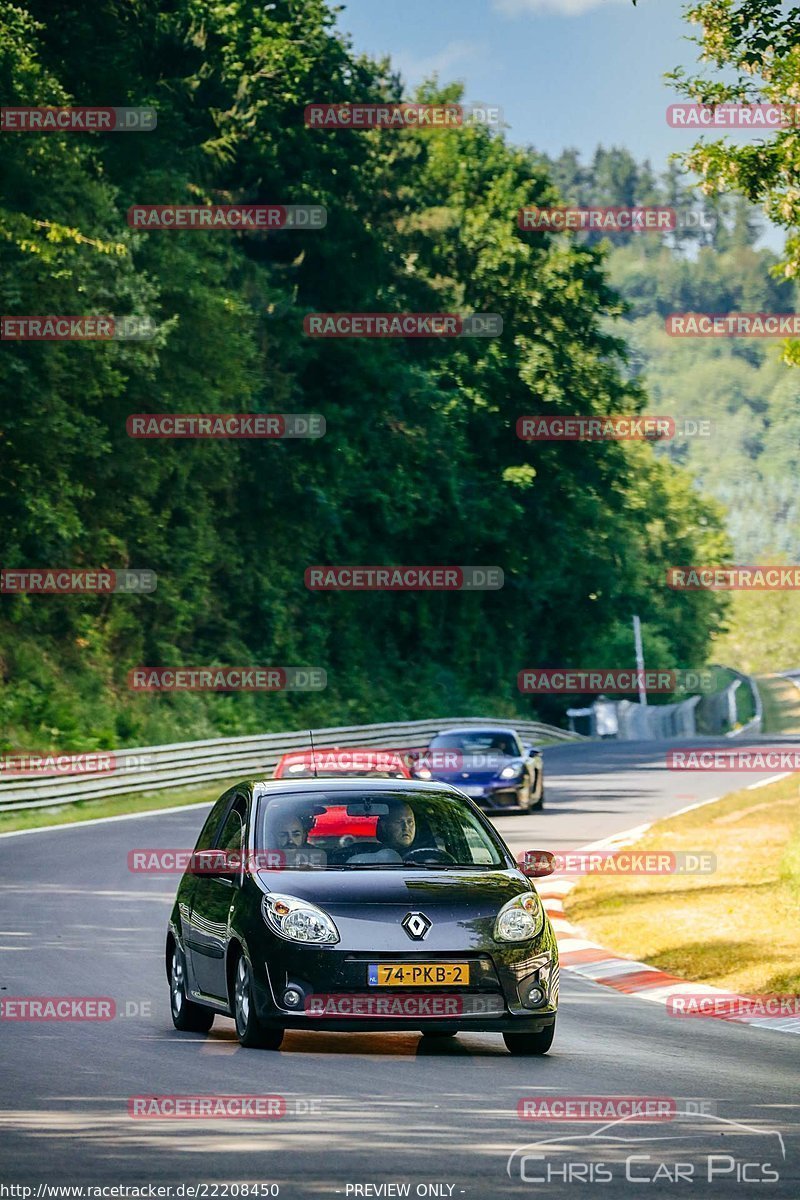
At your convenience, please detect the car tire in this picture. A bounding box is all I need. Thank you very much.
[526,771,545,812]
[517,773,543,813]
[503,1021,555,1056]
[233,953,284,1050]
[169,944,215,1034]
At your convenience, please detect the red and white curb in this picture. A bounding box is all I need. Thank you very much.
[540,822,800,1036]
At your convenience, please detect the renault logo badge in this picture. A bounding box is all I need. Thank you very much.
[401,911,431,940]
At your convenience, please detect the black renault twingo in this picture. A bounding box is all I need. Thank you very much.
[166,777,558,1054]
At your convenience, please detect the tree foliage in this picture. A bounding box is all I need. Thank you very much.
[668,0,800,364]
[0,1,728,749]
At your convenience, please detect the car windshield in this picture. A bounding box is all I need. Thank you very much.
[255,790,507,869]
[429,731,520,758]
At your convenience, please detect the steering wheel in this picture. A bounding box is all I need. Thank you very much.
[402,846,458,866]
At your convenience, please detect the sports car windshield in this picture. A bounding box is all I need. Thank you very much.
[428,731,521,759]
[255,790,507,869]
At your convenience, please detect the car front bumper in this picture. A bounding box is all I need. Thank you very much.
[246,943,558,1032]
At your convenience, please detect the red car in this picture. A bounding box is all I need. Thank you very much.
[272,747,411,842]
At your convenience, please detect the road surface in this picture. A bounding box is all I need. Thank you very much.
[1,737,798,1197]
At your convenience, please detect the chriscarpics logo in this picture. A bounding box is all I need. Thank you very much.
[506,1111,786,1188]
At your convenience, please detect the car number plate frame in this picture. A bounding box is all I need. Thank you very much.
[368,963,469,987]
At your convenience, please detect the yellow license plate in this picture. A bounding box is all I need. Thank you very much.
[368,963,469,987]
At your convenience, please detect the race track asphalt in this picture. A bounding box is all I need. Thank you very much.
[1,737,798,1198]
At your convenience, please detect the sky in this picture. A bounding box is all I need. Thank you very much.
[330,0,714,170]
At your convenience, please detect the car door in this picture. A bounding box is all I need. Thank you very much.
[185,788,249,1001]
[177,788,234,984]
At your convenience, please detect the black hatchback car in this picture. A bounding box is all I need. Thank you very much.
[166,778,558,1055]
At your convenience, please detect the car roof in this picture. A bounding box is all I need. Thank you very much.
[276,748,406,763]
[251,776,465,797]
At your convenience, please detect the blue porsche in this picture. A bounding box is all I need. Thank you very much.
[411,726,544,813]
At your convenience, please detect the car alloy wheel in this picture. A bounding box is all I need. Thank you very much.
[519,771,544,813]
[169,945,214,1034]
[233,953,284,1050]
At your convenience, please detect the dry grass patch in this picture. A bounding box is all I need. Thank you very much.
[564,776,800,994]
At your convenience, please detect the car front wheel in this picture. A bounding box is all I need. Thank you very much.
[503,1021,555,1056]
[233,953,284,1050]
[520,770,544,812]
[170,945,214,1033]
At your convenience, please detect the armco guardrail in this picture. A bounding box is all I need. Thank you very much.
[725,667,763,737]
[696,665,763,738]
[0,716,581,812]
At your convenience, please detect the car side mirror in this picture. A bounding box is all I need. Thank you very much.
[518,850,555,878]
[526,745,541,757]
[189,849,240,877]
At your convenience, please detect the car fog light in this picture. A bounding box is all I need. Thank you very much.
[283,988,302,1008]
[527,983,546,1008]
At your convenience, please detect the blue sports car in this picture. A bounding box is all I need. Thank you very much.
[411,726,544,813]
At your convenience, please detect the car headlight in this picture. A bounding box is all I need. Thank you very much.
[500,760,524,780]
[494,892,543,942]
[415,766,432,780]
[262,893,339,944]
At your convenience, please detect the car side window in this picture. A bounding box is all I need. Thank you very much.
[193,788,239,852]
[215,795,247,854]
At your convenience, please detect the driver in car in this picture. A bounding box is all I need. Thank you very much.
[271,813,308,850]
[348,801,416,864]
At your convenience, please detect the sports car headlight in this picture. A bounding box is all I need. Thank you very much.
[500,761,524,780]
[262,893,339,944]
[494,892,543,942]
